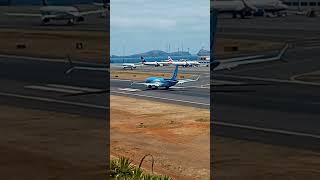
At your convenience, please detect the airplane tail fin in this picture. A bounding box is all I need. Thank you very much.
[141,56,146,64]
[171,65,179,80]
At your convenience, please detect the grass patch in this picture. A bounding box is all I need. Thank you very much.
[215,38,283,56]
[110,156,172,180]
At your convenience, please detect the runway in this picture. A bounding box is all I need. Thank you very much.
[0,56,210,125]
[110,78,210,109]
[0,56,109,118]
[213,15,320,150]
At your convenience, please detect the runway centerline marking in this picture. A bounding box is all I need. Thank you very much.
[47,84,103,92]
[111,91,210,107]
[214,121,320,139]
[0,54,107,66]
[0,92,108,109]
[25,85,83,94]
[216,74,320,86]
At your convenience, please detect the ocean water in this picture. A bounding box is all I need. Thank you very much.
[0,0,95,5]
[110,55,199,64]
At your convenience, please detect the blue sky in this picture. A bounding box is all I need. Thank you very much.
[110,0,210,56]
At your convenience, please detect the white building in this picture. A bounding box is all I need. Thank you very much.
[282,0,320,11]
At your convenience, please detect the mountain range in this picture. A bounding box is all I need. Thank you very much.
[111,50,192,58]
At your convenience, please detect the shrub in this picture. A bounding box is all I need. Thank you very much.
[110,156,172,180]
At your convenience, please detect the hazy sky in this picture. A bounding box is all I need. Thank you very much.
[110,0,210,56]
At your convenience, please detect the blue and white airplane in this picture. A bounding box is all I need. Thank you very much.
[131,65,199,90]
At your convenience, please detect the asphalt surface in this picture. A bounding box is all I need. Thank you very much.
[110,64,210,109]
[213,15,320,150]
[0,56,210,124]
[110,77,210,109]
[0,56,109,118]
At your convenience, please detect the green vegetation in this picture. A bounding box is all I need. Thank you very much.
[110,156,172,180]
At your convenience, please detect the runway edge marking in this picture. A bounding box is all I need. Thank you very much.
[47,84,103,92]
[0,92,108,110]
[214,121,320,139]
[217,74,320,86]
[25,85,83,94]
[111,90,210,107]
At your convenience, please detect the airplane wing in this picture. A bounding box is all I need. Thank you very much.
[65,57,109,74]
[79,9,108,16]
[3,13,42,17]
[213,43,289,71]
[177,75,200,84]
[66,66,109,74]
[131,82,162,87]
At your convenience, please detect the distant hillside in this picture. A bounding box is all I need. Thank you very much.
[197,49,210,56]
[111,50,191,58]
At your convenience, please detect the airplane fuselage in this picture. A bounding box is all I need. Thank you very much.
[248,0,288,13]
[40,6,84,23]
[122,63,136,69]
[145,77,178,89]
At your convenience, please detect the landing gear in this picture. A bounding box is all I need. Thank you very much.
[147,85,159,90]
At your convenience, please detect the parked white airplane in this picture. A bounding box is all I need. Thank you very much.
[140,56,170,67]
[248,0,288,16]
[4,0,108,25]
[212,0,257,18]
[121,63,137,70]
[167,57,200,67]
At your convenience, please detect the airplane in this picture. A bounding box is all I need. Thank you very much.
[210,7,289,71]
[4,0,108,25]
[121,63,137,70]
[248,0,288,17]
[131,65,199,90]
[93,0,110,11]
[212,0,257,19]
[141,56,170,67]
[117,62,146,70]
[166,56,201,67]
[93,0,110,17]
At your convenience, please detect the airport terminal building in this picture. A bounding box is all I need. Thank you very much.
[282,0,320,11]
